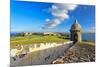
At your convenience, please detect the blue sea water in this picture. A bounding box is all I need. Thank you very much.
[10,32,17,37]
[82,33,95,41]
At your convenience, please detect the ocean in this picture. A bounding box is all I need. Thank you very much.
[82,33,95,41]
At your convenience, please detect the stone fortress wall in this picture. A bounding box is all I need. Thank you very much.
[10,41,73,66]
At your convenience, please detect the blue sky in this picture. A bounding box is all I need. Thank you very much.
[11,0,95,33]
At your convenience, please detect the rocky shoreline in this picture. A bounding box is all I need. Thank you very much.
[52,42,95,64]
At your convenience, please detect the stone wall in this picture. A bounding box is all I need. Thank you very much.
[10,41,73,67]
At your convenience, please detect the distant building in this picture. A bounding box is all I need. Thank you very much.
[70,20,82,43]
[43,32,60,36]
[24,32,32,36]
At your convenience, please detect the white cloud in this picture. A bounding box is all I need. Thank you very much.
[44,4,78,29]
[44,19,61,29]
[56,4,78,11]
[45,18,50,22]
[52,12,69,19]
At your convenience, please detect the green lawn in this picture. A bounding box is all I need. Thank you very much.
[11,35,69,48]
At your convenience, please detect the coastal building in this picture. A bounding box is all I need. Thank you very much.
[70,20,82,43]
[24,32,32,36]
[43,32,60,36]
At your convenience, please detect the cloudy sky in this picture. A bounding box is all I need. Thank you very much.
[11,0,95,33]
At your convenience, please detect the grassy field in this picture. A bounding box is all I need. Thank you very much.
[11,35,69,48]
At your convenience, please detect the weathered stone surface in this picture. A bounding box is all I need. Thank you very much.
[52,42,95,64]
[10,42,73,66]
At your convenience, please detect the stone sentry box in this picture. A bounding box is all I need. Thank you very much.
[70,20,83,43]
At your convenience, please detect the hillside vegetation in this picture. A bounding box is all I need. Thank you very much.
[11,35,69,48]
